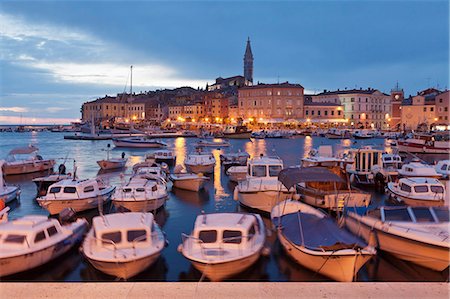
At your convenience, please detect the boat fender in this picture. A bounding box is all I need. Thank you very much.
[261,246,271,257]
[233,188,238,201]
[177,244,183,253]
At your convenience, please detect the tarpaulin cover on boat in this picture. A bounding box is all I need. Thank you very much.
[278,167,345,190]
[8,145,38,155]
[274,212,367,251]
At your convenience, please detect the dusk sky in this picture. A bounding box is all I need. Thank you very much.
[0,1,448,124]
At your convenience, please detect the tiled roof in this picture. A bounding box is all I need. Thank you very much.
[239,82,304,90]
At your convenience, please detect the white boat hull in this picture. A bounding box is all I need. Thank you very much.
[3,160,55,175]
[188,250,261,281]
[344,213,450,271]
[277,231,373,282]
[97,159,126,170]
[86,252,161,279]
[185,163,215,174]
[171,177,208,192]
[37,188,115,215]
[0,220,87,277]
[112,196,167,212]
[397,142,450,154]
[237,190,291,213]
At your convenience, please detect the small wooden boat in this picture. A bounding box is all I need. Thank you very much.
[344,206,450,271]
[36,178,116,215]
[184,152,216,174]
[387,177,446,206]
[82,212,165,279]
[271,200,376,282]
[112,137,167,148]
[3,146,55,175]
[97,145,127,170]
[178,212,266,281]
[0,215,88,277]
[0,160,20,203]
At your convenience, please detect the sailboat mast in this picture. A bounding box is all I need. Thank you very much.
[130,65,133,95]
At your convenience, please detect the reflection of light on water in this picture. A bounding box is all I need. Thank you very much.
[128,155,142,166]
[245,139,267,159]
[303,136,313,158]
[341,139,352,148]
[212,149,228,203]
[174,137,186,166]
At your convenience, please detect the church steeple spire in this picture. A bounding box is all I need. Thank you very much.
[244,37,253,84]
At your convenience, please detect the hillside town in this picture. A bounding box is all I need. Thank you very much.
[80,39,449,132]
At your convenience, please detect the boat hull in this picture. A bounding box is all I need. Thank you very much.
[86,252,161,279]
[188,250,261,281]
[112,139,166,148]
[277,231,373,282]
[0,186,20,204]
[397,141,450,154]
[3,160,55,175]
[97,160,126,170]
[37,188,115,215]
[185,163,215,174]
[344,213,450,271]
[0,220,87,277]
[172,178,208,192]
[223,132,252,139]
[112,196,167,212]
[237,190,291,213]
[298,186,370,211]
[227,171,247,183]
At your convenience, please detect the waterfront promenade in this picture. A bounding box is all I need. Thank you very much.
[2,282,448,298]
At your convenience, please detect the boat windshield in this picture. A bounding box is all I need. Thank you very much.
[384,209,411,222]
[198,230,217,243]
[414,185,428,193]
[223,230,242,244]
[102,231,122,245]
[269,165,282,177]
[49,187,61,194]
[3,234,27,244]
[430,186,444,193]
[127,230,147,242]
[411,208,435,222]
[252,165,266,177]
[433,208,450,222]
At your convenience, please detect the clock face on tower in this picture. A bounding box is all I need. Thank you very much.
[395,94,400,100]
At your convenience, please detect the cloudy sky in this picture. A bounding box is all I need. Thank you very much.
[0,1,448,124]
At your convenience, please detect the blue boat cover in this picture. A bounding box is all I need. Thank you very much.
[274,212,367,251]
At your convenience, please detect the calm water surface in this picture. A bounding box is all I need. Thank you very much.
[0,132,448,282]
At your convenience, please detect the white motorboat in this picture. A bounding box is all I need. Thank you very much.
[112,137,167,148]
[146,150,176,165]
[325,128,351,139]
[194,139,231,148]
[37,178,116,215]
[370,153,403,182]
[33,161,75,196]
[0,215,88,277]
[82,212,165,279]
[3,146,55,175]
[234,155,290,213]
[133,162,168,182]
[435,160,450,179]
[178,212,266,281]
[184,152,216,174]
[170,165,209,192]
[302,145,353,168]
[344,206,450,271]
[0,160,20,204]
[398,159,442,179]
[387,178,446,206]
[112,176,168,212]
[222,125,252,139]
[271,200,375,282]
[352,129,377,139]
[226,166,247,182]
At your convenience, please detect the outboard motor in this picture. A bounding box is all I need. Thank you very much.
[58,163,67,175]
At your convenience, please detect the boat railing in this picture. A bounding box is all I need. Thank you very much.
[87,236,120,258]
[131,233,152,256]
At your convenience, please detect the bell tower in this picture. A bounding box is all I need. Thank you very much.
[243,37,254,84]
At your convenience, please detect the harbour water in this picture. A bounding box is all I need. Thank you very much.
[0,131,448,282]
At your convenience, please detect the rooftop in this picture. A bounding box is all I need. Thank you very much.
[239,82,304,90]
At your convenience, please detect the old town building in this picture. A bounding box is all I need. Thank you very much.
[238,82,304,121]
[81,95,145,123]
[303,96,346,125]
[435,90,449,128]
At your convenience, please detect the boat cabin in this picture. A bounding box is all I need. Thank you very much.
[381,153,402,170]
[396,178,445,196]
[346,146,383,174]
[92,213,155,249]
[435,160,450,176]
[192,213,260,249]
[0,216,62,249]
[247,156,283,179]
[46,178,104,199]
[377,206,449,223]
[399,161,441,177]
